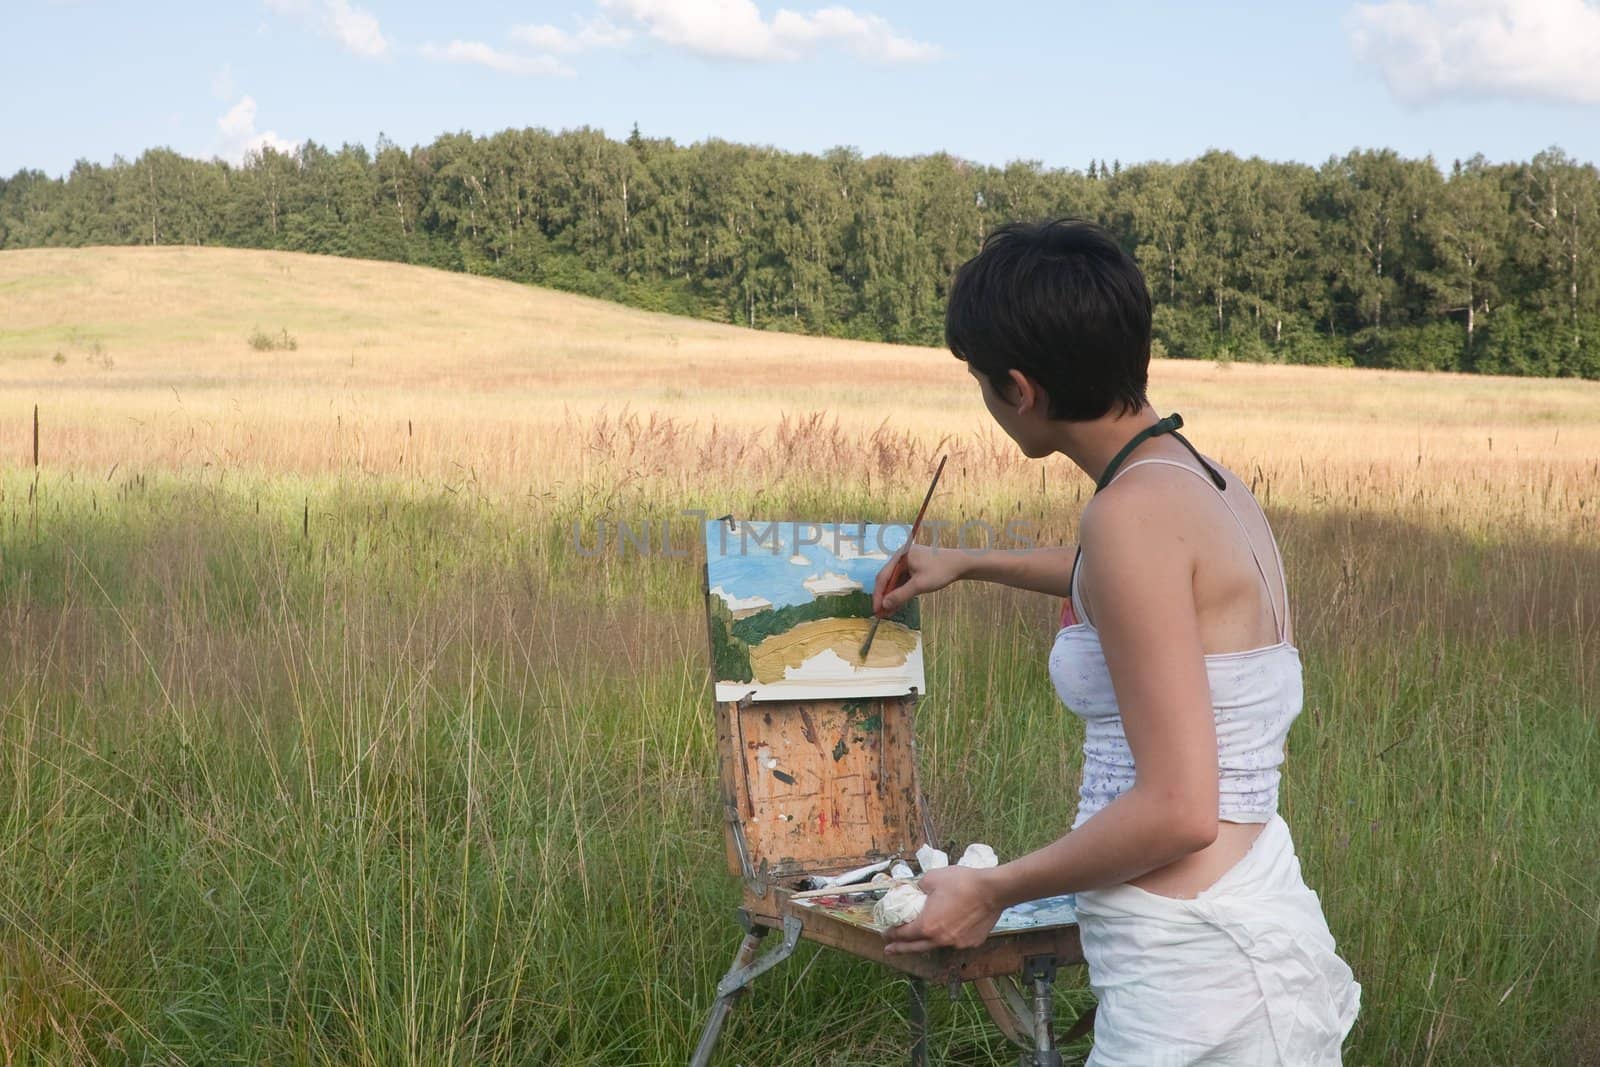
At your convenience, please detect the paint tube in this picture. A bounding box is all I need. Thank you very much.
[915,844,949,872]
[890,861,915,880]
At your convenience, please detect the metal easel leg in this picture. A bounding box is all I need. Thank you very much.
[1020,956,1063,1067]
[908,977,928,1067]
[689,913,803,1067]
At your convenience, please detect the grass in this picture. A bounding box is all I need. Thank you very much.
[0,247,1596,1064]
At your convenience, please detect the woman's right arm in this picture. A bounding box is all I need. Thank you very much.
[872,544,1078,615]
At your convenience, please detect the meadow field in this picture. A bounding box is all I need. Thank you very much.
[0,246,1597,1065]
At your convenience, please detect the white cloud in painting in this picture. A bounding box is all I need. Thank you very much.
[781,647,861,683]
[420,40,576,77]
[780,641,924,685]
[265,0,390,58]
[1349,0,1600,105]
[829,536,889,561]
[802,571,862,596]
[598,0,941,63]
[710,586,772,617]
[217,96,298,163]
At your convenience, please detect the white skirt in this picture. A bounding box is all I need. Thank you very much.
[1073,815,1361,1066]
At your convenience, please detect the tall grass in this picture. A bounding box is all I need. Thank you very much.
[2,247,1597,1062]
[0,452,1594,1065]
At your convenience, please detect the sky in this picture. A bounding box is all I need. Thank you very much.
[6,0,1600,178]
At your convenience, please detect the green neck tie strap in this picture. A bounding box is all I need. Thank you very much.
[1094,412,1225,495]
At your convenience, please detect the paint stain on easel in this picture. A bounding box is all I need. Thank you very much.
[772,769,797,785]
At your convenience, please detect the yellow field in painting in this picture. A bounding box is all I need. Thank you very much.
[3,245,1598,537]
[747,617,918,683]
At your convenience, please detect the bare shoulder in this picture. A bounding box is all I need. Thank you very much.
[1084,453,1292,648]
[1080,459,1224,552]
[1075,464,1211,655]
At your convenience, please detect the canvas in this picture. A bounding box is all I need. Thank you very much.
[705,519,927,702]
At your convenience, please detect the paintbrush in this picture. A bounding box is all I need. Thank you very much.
[859,455,947,660]
[794,858,895,892]
[788,878,913,902]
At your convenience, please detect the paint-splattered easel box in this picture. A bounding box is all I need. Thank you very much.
[713,693,930,882]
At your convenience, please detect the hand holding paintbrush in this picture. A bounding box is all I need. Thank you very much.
[861,455,946,660]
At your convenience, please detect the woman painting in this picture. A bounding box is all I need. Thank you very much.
[874,220,1361,1065]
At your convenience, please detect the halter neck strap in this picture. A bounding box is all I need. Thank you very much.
[1095,412,1225,494]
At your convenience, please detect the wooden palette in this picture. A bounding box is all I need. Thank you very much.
[790,885,1079,937]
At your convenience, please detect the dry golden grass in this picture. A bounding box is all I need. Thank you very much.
[3,246,1599,538]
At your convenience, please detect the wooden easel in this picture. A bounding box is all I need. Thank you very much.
[690,691,1092,1066]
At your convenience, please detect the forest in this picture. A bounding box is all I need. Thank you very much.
[4,127,1598,378]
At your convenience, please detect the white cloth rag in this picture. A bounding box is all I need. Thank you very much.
[873,883,927,926]
[957,842,998,868]
[1073,815,1360,1066]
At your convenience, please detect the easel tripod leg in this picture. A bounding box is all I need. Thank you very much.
[908,978,928,1067]
[1021,956,1063,1067]
[689,929,766,1067]
[690,914,804,1067]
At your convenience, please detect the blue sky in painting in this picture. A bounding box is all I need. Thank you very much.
[704,520,910,611]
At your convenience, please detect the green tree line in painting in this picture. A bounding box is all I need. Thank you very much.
[708,596,753,685]
[730,591,920,647]
[5,127,1599,378]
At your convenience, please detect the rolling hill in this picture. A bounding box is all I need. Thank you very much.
[2,246,1597,522]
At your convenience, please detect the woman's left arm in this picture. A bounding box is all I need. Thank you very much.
[884,485,1220,954]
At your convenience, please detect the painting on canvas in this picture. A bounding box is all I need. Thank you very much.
[705,519,926,702]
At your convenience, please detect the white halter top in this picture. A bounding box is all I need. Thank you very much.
[1048,457,1302,830]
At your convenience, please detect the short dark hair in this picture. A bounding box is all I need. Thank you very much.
[945,218,1151,421]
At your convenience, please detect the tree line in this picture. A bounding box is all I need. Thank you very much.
[3,127,1598,378]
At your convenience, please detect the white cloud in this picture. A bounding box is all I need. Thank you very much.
[510,16,633,53]
[423,3,928,80]
[265,0,389,58]
[326,0,387,57]
[511,23,581,53]
[575,15,634,48]
[217,96,299,163]
[1350,0,1600,105]
[597,0,940,63]
[420,40,576,77]
[217,97,257,140]
[771,5,939,62]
